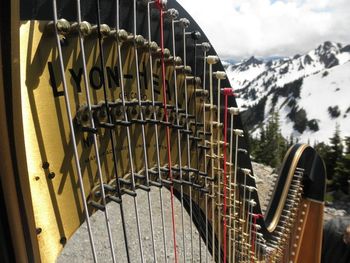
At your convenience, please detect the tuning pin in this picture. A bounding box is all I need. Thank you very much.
[176,65,192,74]
[174,56,183,66]
[233,129,244,136]
[110,29,131,42]
[197,42,211,52]
[165,56,180,66]
[135,35,146,47]
[247,186,257,193]
[221,87,235,96]
[163,48,171,58]
[190,30,201,40]
[154,47,171,59]
[229,107,240,115]
[206,55,219,65]
[75,104,91,127]
[195,89,209,98]
[94,102,110,125]
[178,18,190,28]
[117,29,129,42]
[148,41,159,52]
[110,99,126,120]
[91,24,111,38]
[241,168,252,176]
[46,18,71,35]
[164,8,179,19]
[186,76,202,86]
[158,0,167,9]
[214,71,227,80]
[70,21,92,37]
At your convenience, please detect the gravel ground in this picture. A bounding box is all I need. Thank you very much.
[58,188,212,263]
[58,162,275,263]
[58,162,347,262]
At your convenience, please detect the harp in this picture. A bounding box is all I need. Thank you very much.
[0,0,326,262]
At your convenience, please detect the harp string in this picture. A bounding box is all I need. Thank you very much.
[228,108,234,263]
[113,0,145,261]
[201,51,209,263]
[75,0,119,262]
[146,1,169,261]
[241,165,248,260]
[156,1,179,261]
[233,130,243,260]
[228,108,239,263]
[215,71,224,261]
[132,0,157,261]
[207,56,217,260]
[222,88,235,263]
[51,0,98,261]
[182,24,195,263]
[170,15,187,263]
[192,32,202,263]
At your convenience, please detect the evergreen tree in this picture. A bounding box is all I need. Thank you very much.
[325,124,343,180]
[254,125,266,163]
[256,112,286,167]
[333,136,350,194]
[314,142,331,162]
[345,136,350,155]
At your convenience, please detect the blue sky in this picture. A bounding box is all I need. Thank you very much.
[177,0,350,60]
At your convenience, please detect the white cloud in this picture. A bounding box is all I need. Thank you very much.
[177,0,350,59]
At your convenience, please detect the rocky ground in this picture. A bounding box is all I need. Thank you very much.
[58,162,349,262]
[252,161,350,221]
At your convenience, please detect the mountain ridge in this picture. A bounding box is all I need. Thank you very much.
[225,41,350,143]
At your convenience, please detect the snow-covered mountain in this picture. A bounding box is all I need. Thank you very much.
[225,41,350,143]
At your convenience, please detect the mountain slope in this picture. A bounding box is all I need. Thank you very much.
[226,41,350,143]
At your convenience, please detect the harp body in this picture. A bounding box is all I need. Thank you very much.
[0,0,326,262]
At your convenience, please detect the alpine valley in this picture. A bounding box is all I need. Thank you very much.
[225,41,350,144]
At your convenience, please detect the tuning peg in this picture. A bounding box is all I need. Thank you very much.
[176,65,192,74]
[241,168,252,175]
[233,129,244,136]
[177,18,190,28]
[221,87,235,96]
[186,30,201,40]
[228,107,240,115]
[195,89,209,98]
[70,21,92,37]
[164,8,179,19]
[173,56,183,65]
[135,35,146,47]
[197,42,211,52]
[147,41,158,52]
[91,24,111,38]
[155,0,167,9]
[46,19,71,35]
[214,71,227,80]
[153,47,171,59]
[207,55,219,65]
[110,29,131,42]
